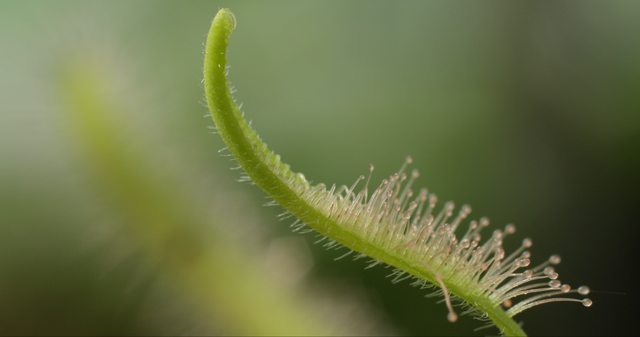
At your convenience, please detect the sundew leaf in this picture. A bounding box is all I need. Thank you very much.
[203,8,591,336]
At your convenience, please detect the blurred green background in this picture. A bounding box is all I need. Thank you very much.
[1,1,638,335]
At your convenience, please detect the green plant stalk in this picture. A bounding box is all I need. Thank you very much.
[59,58,337,336]
[204,9,526,336]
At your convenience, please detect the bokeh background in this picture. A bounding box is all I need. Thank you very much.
[1,1,638,335]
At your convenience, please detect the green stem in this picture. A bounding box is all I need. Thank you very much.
[204,8,526,336]
[59,56,337,336]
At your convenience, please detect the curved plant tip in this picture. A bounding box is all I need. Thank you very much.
[203,8,591,336]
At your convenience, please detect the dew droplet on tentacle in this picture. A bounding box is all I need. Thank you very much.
[578,286,590,295]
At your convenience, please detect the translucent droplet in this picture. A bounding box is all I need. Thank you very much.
[523,270,533,278]
[548,272,559,280]
[461,205,472,216]
[522,238,532,247]
[549,280,561,288]
[520,258,530,267]
[549,254,561,264]
[445,201,455,212]
[447,312,458,322]
[502,299,513,308]
[504,224,516,234]
[406,156,413,164]
[561,284,571,292]
[469,221,478,230]
[544,266,555,275]
[578,286,590,295]
[582,298,593,307]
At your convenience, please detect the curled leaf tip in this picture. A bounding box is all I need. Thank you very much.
[215,8,236,34]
